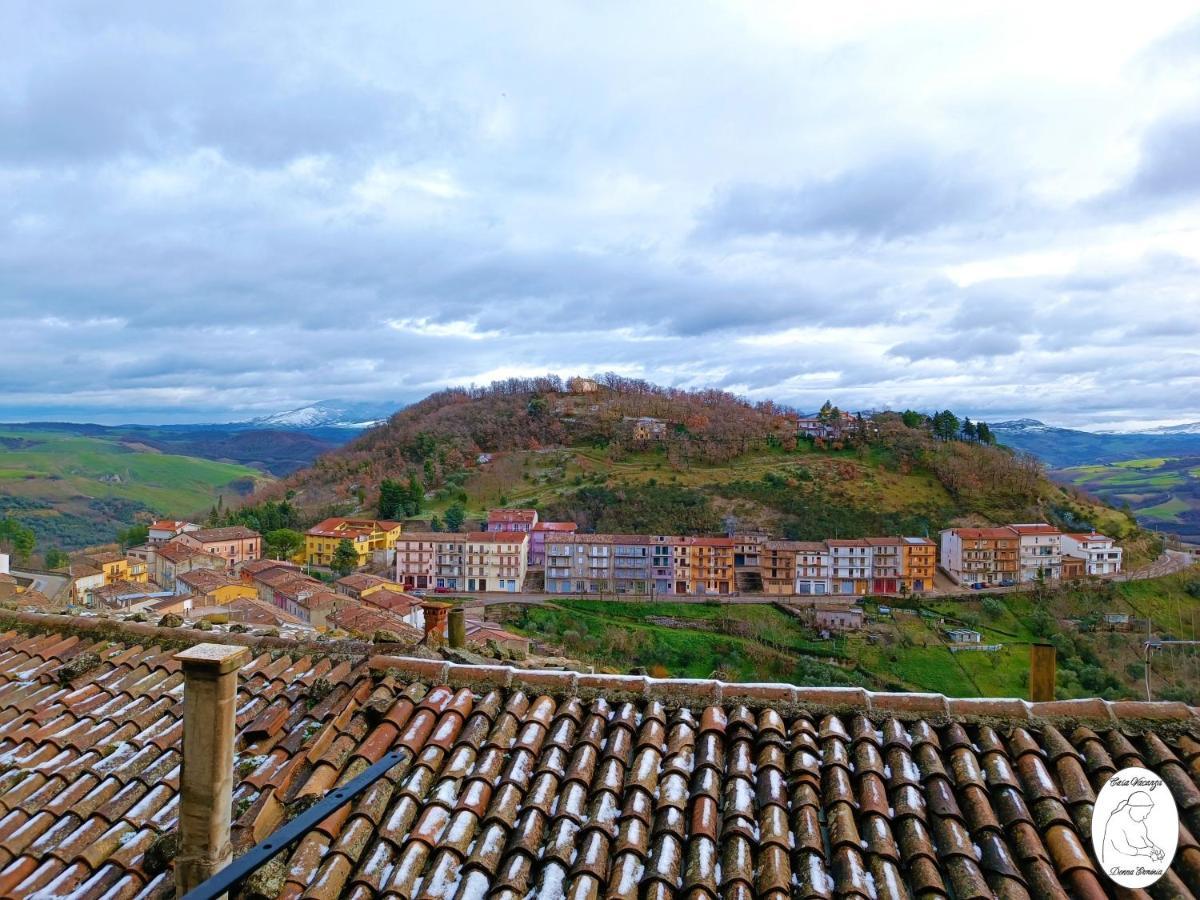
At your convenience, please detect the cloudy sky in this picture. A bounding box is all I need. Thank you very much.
[2,2,1199,428]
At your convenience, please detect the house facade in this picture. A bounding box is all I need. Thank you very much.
[150,541,228,590]
[901,537,936,593]
[939,527,1019,586]
[175,569,258,606]
[866,538,903,594]
[393,531,529,592]
[672,536,735,595]
[827,540,873,595]
[304,518,402,568]
[175,525,262,568]
[1009,523,1064,582]
[528,521,578,567]
[1061,532,1123,575]
[545,534,654,595]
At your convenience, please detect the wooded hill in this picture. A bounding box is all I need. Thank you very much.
[250,376,1147,555]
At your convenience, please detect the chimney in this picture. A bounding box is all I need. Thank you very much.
[174,643,251,895]
[422,601,450,647]
[448,607,466,648]
[1029,642,1056,702]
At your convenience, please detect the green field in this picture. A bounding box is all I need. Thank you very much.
[0,428,268,549]
[497,571,1200,700]
[1058,455,1200,539]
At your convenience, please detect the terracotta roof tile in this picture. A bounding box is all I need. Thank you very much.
[1,613,1200,897]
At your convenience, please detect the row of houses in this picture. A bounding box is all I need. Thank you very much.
[939,524,1122,586]
[392,528,940,597]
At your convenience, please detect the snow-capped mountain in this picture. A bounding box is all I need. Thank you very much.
[244,400,396,429]
[1140,422,1200,435]
[989,418,1057,433]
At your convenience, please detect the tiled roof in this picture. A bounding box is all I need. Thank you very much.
[154,541,214,565]
[948,527,1019,540]
[239,559,300,576]
[462,531,530,545]
[176,569,243,593]
[184,525,260,543]
[336,573,392,592]
[327,605,423,643]
[1,612,1200,898]
[306,518,402,538]
[1009,524,1063,536]
[487,509,538,524]
[762,541,827,552]
[532,522,578,533]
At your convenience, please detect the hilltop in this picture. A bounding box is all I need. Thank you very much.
[257,376,1153,561]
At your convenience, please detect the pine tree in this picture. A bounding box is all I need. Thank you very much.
[330,539,359,576]
[962,418,977,441]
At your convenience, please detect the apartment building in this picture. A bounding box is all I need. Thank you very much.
[901,537,936,593]
[545,534,654,595]
[760,541,800,595]
[758,540,830,595]
[1009,523,1064,582]
[485,509,538,533]
[939,527,1019,586]
[149,541,228,591]
[672,536,735,595]
[1061,532,1123,576]
[827,540,873,595]
[304,518,402,568]
[464,531,529,592]
[176,525,262,568]
[393,531,529,591]
[528,521,578,566]
[866,538,903,594]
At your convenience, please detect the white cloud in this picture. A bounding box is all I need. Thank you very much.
[0,3,1198,427]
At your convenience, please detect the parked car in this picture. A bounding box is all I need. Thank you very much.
[971,582,986,590]
[410,589,427,597]
[433,586,452,594]
[999,579,1016,587]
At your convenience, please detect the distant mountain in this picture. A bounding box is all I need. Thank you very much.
[1142,422,1200,436]
[991,419,1200,468]
[243,400,396,430]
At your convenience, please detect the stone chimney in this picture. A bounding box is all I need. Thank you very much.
[1029,642,1056,702]
[422,601,451,647]
[174,643,251,895]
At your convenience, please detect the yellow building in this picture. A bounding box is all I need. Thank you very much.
[85,550,148,585]
[176,569,259,606]
[305,518,404,568]
[901,537,937,593]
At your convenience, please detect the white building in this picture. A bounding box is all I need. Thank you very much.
[1009,523,1063,582]
[1061,532,1123,576]
[794,543,832,595]
[826,540,872,595]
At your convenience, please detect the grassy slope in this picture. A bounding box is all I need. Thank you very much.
[1056,455,1200,538]
[0,427,268,548]
[499,568,1200,699]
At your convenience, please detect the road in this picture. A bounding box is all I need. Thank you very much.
[1114,549,1193,582]
[9,569,70,602]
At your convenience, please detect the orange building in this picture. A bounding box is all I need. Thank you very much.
[671,536,735,595]
[900,537,936,593]
[760,541,800,595]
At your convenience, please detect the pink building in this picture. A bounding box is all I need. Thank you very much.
[485,509,538,532]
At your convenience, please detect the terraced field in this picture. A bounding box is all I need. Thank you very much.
[1057,455,1200,539]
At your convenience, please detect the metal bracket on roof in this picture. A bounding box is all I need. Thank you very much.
[182,747,409,900]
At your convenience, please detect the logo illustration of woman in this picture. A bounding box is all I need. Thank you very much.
[1102,791,1165,863]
